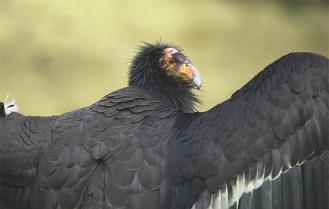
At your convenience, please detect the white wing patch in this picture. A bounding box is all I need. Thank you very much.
[191,147,294,209]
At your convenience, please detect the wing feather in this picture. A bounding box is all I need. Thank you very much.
[0,113,53,208]
[176,52,329,209]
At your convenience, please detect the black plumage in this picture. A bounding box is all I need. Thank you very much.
[0,43,328,209]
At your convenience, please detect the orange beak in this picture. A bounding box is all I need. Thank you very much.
[176,63,202,89]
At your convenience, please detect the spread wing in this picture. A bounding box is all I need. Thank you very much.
[26,88,177,209]
[171,52,329,209]
[0,112,53,208]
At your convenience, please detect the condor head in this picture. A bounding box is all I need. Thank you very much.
[129,43,203,91]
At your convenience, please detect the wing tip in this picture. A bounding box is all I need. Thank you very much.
[1,100,19,116]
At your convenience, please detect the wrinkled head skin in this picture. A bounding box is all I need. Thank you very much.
[159,48,202,89]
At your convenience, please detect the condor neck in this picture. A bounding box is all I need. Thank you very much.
[152,84,197,113]
[129,79,198,113]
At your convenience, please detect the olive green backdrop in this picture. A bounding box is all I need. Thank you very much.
[0,0,328,115]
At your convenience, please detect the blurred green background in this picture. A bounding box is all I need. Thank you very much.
[0,0,328,115]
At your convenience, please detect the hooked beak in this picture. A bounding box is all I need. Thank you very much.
[190,65,203,89]
[177,63,203,89]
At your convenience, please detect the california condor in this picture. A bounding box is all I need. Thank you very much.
[0,43,328,209]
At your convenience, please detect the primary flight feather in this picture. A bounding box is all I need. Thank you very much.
[0,43,328,209]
